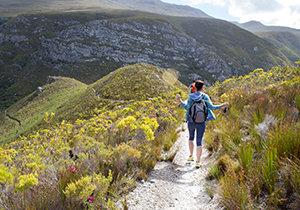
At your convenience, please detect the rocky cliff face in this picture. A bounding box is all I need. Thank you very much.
[37,18,231,81]
[0,14,233,83]
[0,12,291,109]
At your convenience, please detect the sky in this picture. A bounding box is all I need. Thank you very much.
[161,0,300,29]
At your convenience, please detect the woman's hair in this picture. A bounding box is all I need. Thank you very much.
[195,80,204,91]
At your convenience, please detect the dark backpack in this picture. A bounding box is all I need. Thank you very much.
[189,95,208,123]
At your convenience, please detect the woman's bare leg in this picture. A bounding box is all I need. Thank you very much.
[196,146,202,162]
[189,140,194,156]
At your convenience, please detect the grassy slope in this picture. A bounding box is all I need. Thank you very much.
[254,31,300,63]
[52,63,187,124]
[0,0,110,17]
[0,63,187,145]
[235,21,300,64]
[91,63,185,100]
[175,17,291,73]
[0,77,87,144]
[0,0,211,18]
[0,63,187,209]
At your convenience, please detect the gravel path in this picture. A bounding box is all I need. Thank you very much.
[117,123,223,210]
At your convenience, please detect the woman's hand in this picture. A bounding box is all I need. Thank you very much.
[221,102,229,108]
[175,94,182,104]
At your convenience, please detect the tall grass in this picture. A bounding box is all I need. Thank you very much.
[206,64,300,209]
[280,157,300,196]
[238,143,254,176]
[262,148,278,193]
[220,170,253,210]
[268,121,300,160]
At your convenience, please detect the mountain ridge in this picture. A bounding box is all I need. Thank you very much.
[235,20,300,36]
[234,20,300,64]
[0,11,291,110]
[0,0,212,18]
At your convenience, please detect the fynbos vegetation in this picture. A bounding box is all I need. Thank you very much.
[205,62,300,209]
[1,61,300,209]
[0,64,186,209]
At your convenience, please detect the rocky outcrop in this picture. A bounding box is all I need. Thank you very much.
[45,76,60,85]
[0,33,28,45]
[36,87,45,95]
[38,19,232,81]
[0,12,290,108]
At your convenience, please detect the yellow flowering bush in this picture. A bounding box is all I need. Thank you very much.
[15,173,39,193]
[0,164,13,184]
[0,89,184,209]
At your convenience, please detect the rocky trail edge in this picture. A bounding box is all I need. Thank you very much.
[116,123,223,210]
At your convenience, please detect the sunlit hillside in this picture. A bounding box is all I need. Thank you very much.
[1,62,299,209]
[50,63,188,124]
[0,63,187,145]
[254,31,300,63]
[204,62,300,209]
[0,0,211,18]
[0,63,187,209]
[0,77,87,144]
[91,63,185,101]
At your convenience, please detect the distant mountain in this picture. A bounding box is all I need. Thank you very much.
[235,21,300,37]
[96,0,212,18]
[0,11,291,110]
[254,31,300,63]
[234,21,300,63]
[0,0,212,18]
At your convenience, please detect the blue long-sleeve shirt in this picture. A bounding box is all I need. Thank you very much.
[180,92,222,122]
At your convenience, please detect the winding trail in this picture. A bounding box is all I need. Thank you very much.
[117,123,222,210]
[5,110,21,126]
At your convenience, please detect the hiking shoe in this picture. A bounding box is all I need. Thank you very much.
[195,162,201,168]
[187,156,194,161]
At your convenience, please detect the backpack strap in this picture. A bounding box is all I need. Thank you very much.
[198,93,205,101]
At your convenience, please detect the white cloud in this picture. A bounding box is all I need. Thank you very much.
[183,0,300,28]
[186,0,226,7]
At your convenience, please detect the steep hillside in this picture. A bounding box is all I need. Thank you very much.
[0,11,292,111]
[52,63,187,123]
[176,17,290,76]
[0,63,186,209]
[0,63,187,144]
[234,21,300,63]
[91,63,185,100]
[0,0,211,18]
[0,76,87,144]
[254,31,300,63]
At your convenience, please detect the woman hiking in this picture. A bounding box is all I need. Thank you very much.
[175,80,229,168]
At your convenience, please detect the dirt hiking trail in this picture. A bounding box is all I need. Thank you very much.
[117,123,223,210]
